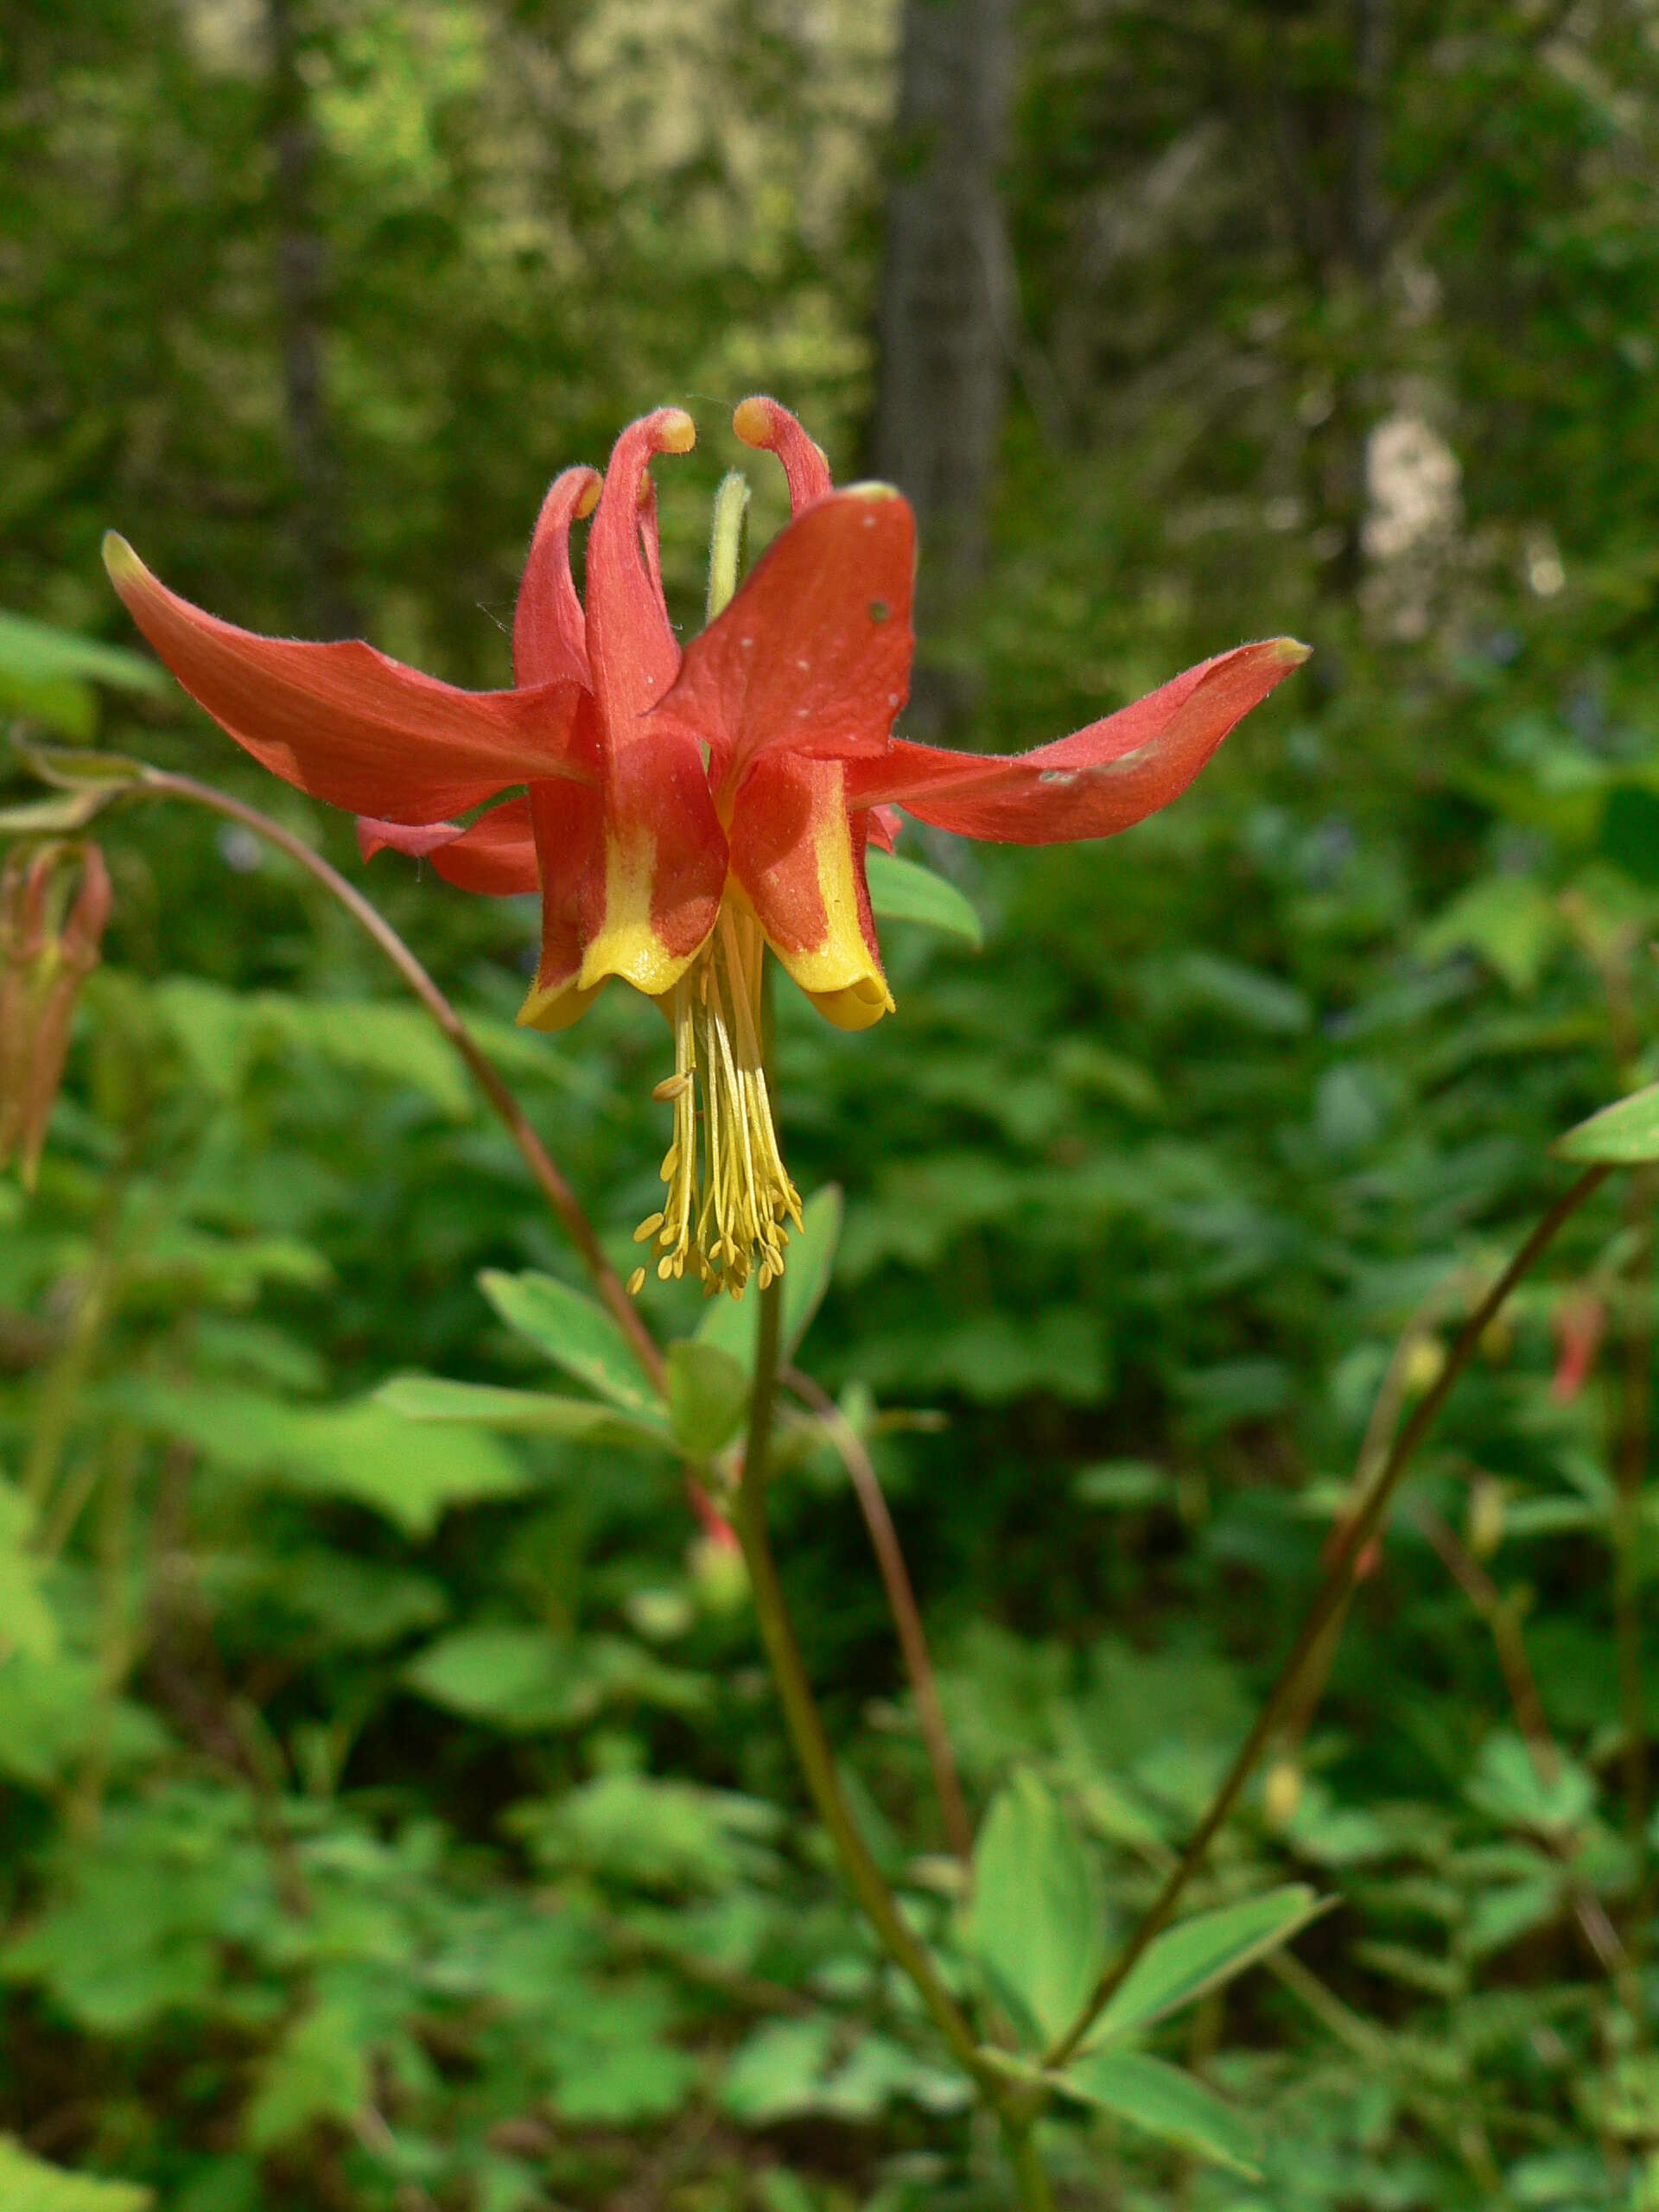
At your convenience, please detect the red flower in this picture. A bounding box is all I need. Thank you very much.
[105,398,1306,1291]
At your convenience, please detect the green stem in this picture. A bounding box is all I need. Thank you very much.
[735,1276,1000,2101]
[1001,2117,1056,2212]
[1045,1163,1612,2071]
[1615,1166,1654,1925]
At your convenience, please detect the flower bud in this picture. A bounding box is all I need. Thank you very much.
[1550,1290,1605,1404]
[1467,1477,1506,1561]
[1263,1759,1303,1829]
[0,841,111,1190]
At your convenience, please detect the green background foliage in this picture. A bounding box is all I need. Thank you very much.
[6,1,1659,2204]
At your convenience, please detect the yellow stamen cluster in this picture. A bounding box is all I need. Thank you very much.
[628,908,803,1299]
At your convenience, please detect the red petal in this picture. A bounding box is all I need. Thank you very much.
[565,410,727,1003]
[729,754,891,1030]
[734,395,833,515]
[357,798,538,896]
[105,535,587,823]
[849,639,1309,842]
[517,710,726,1023]
[584,409,694,729]
[520,772,610,1027]
[653,486,915,798]
[513,466,599,687]
[868,804,902,854]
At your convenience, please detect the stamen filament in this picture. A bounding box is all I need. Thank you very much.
[632,912,801,1297]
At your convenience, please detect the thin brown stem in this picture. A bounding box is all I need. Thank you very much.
[1414,1505,1556,1776]
[782,1360,972,1863]
[1044,1166,1612,2069]
[131,771,664,1391]
[1414,1503,1631,1988]
[1274,1288,1463,1758]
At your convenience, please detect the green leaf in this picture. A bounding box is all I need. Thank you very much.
[0,787,121,834]
[1466,1730,1596,1836]
[376,1372,670,1450]
[543,1980,700,2123]
[0,609,167,741]
[968,1769,1105,2047]
[1173,952,1311,1034]
[518,1771,781,1891]
[114,1380,529,1539]
[721,2019,837,2125]
[1088,1885,1324,2048]
[1061,2049,1260,2177]
[1600,783,1659,886]
[0,1655,99,1787]
[866,848,982,946]
[0,611,168,694]
[480,1268,663,1419]
[720,2018,964,2126]
[0,1478,60,1662]
[406,1626,708,1732]
[1073,1459,1174,1510]
[10,738,148,788]
[695,1185,843,1370]
[152,982,475,1120]
[0,2138,152,2212]
[244,1994,371,2153]
[1554,1082,1659,1164]
[1419,875,1563,995]
[665,1339,750,1455]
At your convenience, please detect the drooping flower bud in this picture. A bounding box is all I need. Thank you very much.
[0,841,112,1190]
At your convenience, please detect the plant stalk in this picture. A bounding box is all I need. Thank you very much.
[783,1360,972,1863]
[1045,1164,1612,2070]
[131,771,664,1391]
[1001,2116,1056,2211]
[737,1279,1001,2101]
[1615,1166,1655,1914]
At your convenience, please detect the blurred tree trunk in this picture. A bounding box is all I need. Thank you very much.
[265,0,358,639]
[874,0,1016,737]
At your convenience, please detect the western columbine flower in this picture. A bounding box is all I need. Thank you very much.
[104,398,1306,1294]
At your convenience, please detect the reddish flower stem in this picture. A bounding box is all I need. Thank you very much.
[782,1360,972,1864]
[134,770,664,1391]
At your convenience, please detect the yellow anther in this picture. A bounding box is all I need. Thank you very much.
[633,1211,665,1243]
[652,1071,692,1103]
[626,1266,646,1298]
